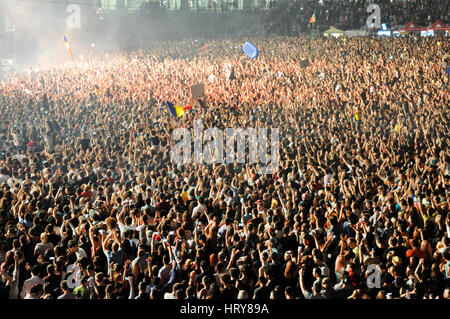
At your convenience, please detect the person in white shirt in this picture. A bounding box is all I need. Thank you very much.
[0,167,10,183]
[117,213,136,238]
[12,152,26,162]
[21,266,45,299]
[7,172,23,188]
[158,255,172,285]
[135,214,151,242]
[191,197,206,220]
[163,282,182,300]
[68,240,87,260]
[57,280,77,299]
[34,233,54,257]
[24,284,43,299]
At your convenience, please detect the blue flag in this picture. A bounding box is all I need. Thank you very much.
[167,102,177,117]
[242,41,259,59]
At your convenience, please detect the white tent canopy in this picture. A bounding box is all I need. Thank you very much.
[324,26,345,37]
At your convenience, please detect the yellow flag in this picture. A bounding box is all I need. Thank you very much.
[174,105,185,117]
[180,192,188,204]
[355,111,360,121]
[394,124,400,132]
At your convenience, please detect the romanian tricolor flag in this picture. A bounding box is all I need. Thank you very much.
[64,35,72,56]
[309,12,316,24]
[168,102,192,118]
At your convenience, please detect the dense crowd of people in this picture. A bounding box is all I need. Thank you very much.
[139,0,449,33]
[0,34,449,300]
[264,0,449,34]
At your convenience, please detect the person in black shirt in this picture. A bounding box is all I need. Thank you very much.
[150,131,160,150]
[29,217,45,239]
[43,264,61,298]
[135,282,150,299]
[79,132,90,152]
[155,194,171,217]
[0,278,10,299]
[19,234,35,265]
[253,276,270,299]
[219,273,238,299]
[195,260,213,288]
[300,234,315,257]
[45,224,61,247]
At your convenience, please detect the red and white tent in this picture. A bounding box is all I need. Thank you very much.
[399,21,425,32]
[426,20,450,31]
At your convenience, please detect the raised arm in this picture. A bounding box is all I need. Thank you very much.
[127,275,136,299]
[298,268,310,297]
[102,232,113,253]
